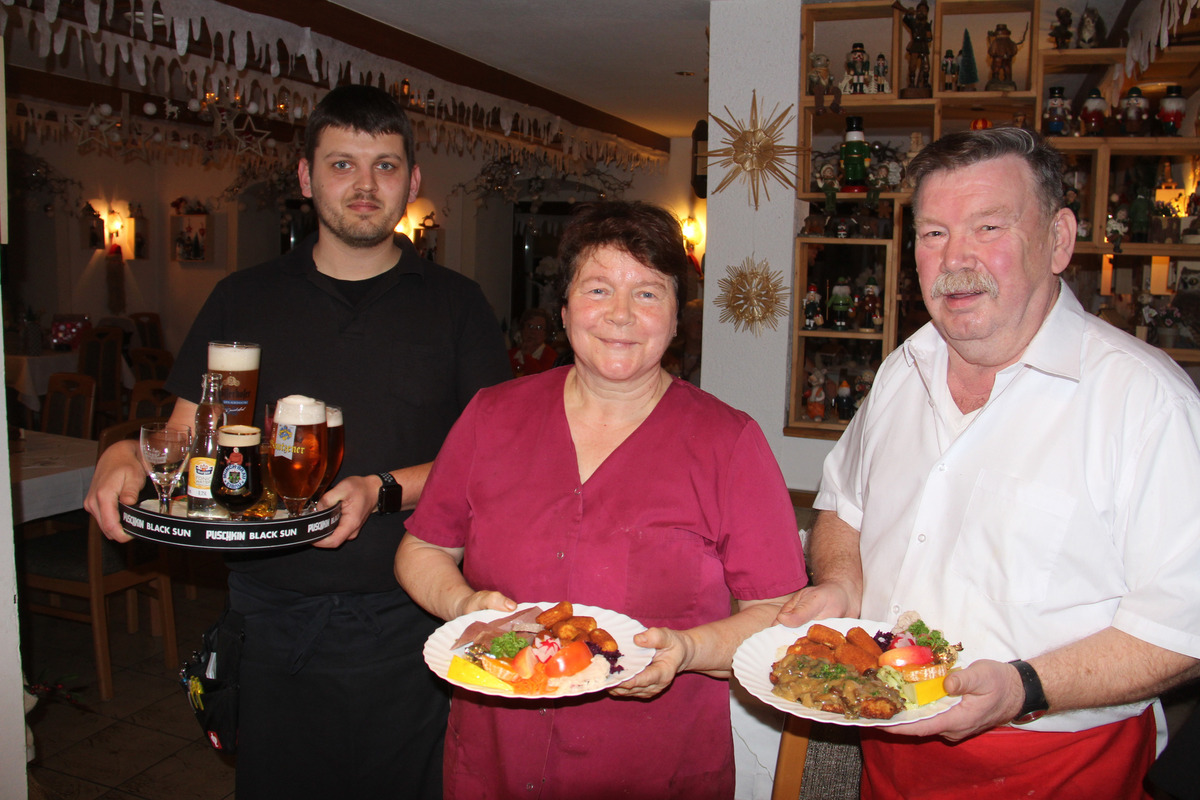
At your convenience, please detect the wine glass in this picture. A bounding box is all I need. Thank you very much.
[139,422,191,514]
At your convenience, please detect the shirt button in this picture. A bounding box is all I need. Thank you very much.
[892,604,901,615]
[526,783,535,791]
[938,463,947,471]
[573,488,580,495]
[538,708,547,715]
[556,552,565,559]
[917,533,927,543]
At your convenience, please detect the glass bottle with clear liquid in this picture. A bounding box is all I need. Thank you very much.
[187,371,227,518]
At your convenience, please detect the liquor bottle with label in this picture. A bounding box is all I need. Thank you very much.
[187,371,226,518]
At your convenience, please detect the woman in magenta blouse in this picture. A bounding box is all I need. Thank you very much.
[397,201,807,799]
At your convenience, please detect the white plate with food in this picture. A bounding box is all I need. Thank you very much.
[424,601,655,699]
[733,617,966,727]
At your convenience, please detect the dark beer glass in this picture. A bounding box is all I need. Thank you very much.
[213,425,263,517]
[208,341,260,427]
[268,395,327,517]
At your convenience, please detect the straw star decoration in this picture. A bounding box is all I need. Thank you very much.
[707,90,799,210]
[716,256,787,336]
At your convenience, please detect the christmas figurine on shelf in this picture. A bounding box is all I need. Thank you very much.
[840,116,872,192]
[808,53,843,115]
[805,368,827,422]
[834,381,856,421]
[893,0,933,97]
[985,22,1027,92]
[803,284,824,330]
[843,42,871,95]
[941,50,958,91]
[858,277,883,332]
[1120,87,1151,136]
[1049,7,1073,49]
[828,278,856,330]
[873,54,891,93]
[1042,86,1072,136]
[1080,89,1108,136]
[1158,85,1187,136]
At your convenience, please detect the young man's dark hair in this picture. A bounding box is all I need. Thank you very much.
[303,84,417,169]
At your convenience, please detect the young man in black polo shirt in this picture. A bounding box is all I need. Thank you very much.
[86,85,510,799]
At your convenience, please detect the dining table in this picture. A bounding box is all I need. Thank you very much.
[5,350,79,412]
[9,429,98,524]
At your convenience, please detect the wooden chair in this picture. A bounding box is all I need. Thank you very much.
[771,716,812,800]
[128,380,176,420]
[21,418,178,701]
[129,348,174,382]
[130,312,164,350]
[40,372,96,440]
[76,326,125,431]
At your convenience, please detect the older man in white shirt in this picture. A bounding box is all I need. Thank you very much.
[780,127,1200,799]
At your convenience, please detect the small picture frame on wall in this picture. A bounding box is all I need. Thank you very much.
[171,213,209,263]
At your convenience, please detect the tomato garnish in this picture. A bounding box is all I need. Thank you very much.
[513,645,538,679]
[543,640,594,678]
[878,645,934,668]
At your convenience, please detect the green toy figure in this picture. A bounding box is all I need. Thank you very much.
[840,116,872,192]
[828,277,856,330]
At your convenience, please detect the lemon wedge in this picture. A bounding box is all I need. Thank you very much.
[448,656,514,693]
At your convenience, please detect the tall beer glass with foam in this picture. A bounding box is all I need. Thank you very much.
[208,341,260,427]
[268,395,327,517]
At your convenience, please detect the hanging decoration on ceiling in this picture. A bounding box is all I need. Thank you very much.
[706,90,800,210]
[445,154,633,214]
[3,1,667,174]
[715,256,787,336]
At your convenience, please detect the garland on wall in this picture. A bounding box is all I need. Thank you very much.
[3,0,667,181]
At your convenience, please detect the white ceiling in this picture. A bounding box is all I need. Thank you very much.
[329,0,713,139]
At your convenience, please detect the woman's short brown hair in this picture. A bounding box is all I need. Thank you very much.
[553,201,688,320]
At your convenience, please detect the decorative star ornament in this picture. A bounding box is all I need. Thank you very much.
[707,90,800,210]
[235,114,269,157]
[715,256,787,336]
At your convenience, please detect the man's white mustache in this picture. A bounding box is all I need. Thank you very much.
[930,270,999,299]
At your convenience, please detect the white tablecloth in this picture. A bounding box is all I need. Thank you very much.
[10,430,97,523]
[5,351,79,411]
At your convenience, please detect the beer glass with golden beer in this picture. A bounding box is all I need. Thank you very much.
[314,405,344,500]
[208,341,260,427]
[214,425,263,518]
[268,395,327,517]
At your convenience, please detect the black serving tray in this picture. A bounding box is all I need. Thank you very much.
[118,499,340,550]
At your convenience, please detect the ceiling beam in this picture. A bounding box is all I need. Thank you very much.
[217,0,671,152]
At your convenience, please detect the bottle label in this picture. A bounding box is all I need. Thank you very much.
[188,457,217,498]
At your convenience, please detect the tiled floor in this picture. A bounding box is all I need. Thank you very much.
[20,547,237,800]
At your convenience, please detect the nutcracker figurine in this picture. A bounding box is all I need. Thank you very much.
[1042,86,1071,136]
[1119,87,1151,136]
[1079,88,1108,136]
[840,116,872,192]
[1158,85,1186,136]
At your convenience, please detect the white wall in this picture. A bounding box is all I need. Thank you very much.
[707,0,834,493]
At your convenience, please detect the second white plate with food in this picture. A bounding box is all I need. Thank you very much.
[733,617,965,727]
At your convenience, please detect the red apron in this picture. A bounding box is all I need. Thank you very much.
[859,708,1156,799]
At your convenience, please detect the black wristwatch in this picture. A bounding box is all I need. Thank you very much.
[1009,659,1050,724]
[375,472,403,515]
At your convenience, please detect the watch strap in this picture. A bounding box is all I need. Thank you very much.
[1009,659,1050,724]
[375,472,402,514]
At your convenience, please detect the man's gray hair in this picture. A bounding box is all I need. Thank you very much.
[905,128,1067,220]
